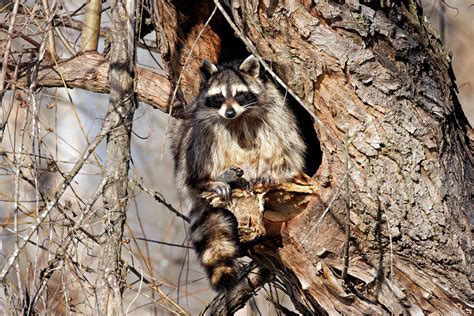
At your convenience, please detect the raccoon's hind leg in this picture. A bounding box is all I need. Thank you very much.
[190,201,240,291]
[190,166,245,291]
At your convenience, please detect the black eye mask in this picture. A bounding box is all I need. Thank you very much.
[234,91,257,107]
[205,94,225,108]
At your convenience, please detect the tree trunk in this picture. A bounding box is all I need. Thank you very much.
[154,0,473,314]
[1,0,471,314]
[95,0,137,314]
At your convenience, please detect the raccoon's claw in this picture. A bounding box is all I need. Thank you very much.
[230,165,244,177]
[207,181,232,201]
[217,166,244,184]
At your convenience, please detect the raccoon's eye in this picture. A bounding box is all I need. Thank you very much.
[235,91,257,107]
[206,94,225,108]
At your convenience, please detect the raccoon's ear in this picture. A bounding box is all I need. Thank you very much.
[200,60,218,81]
[239,55,260,78]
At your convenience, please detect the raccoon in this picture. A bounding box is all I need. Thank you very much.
[170,55,306,291]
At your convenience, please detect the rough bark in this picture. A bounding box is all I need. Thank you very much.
[154,0,473,314]
[1,0,472,314]
[202,263,270,315]
[7,51,172,112]
[94,0,137,314]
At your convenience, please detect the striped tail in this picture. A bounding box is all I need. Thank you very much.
[189,198,240,291]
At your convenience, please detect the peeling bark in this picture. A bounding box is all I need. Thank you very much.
[155,0,473,314]
[2,0,471,314]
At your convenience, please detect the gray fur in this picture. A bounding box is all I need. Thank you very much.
[170,56,306,290]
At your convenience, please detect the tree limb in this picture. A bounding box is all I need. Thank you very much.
[81,0,102,51]
[0,0,20,97]
[9,51,172,113]
[0,95,119,282]
[94,0,137,313]
[201,262,270,315]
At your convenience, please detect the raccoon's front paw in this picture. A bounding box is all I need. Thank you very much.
[217,166,244,183]
[217,166,248,189]
[229,165,244,178]
[207,181,232,201]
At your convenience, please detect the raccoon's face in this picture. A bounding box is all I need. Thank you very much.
[198,56,263,120]
[205,84,258,119]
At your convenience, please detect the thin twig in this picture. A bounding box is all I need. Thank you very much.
[29,175,108,309]
[41,0,57,58]
[300,119,373,246]
[61,265,72,315]
[0,105,122,281]
[0,0,20,97]
[131,196,154,278]
[13,107,28,308]
[201,262,270,315]
[30,87,42,295]
[49,54,106,172]
[128,265,188,315]
[134,237,193,249]
[26,36,48,297]
[132,180,189,222]
[0,22,41,47]
[54,26,77,55]
[0,52,21,144]
[125,265,143,315]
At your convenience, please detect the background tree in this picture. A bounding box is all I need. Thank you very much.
[0,0,472,314]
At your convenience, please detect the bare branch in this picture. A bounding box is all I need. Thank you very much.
[81,0,102,51]
[132,180,189,222]
[0,86,125,283]
[9,52,172,112]
[95,0,137,313]
[0,0,20,97]
[201,263,270,315]
[41,0,57,58]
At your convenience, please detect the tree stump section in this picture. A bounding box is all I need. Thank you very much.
[155,0,473,314]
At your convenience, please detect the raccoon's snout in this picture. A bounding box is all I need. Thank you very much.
[219,103,244,119]
[225,108,236,118]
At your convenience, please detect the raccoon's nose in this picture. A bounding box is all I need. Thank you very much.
[225,108,236,118]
